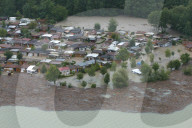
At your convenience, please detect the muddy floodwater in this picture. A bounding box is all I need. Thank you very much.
[56,16,154,32]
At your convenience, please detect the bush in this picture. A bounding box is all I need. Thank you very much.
[91,84,96,88]
[167,60,181,70]
[81,81,87,88]
[68,83,72,88]
[183,66,192,76]
[60,81,67,86]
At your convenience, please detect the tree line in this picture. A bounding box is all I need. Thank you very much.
[0,0,125,22]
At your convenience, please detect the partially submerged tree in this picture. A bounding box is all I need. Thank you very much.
[100,67,107,75]
[94,23,101,30]
[180,53,190,65]
[152,62,159,72]
[165,49,171,59]
[116,48,130,62]
[81,81,87,88]
[131,57,136,68]
[46,65,60,84]
[111,62,117,71]
[167,60,181,70]
[108,18,118,32]
[104,73,110,85]
[41,64,47,74]
[148,11,161,30]
[112,68,129,88]
[149,54,154,64]
[77,72,83,81]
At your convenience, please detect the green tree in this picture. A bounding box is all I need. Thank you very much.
[77,72,83,80]
[28,22,37,29]
[131,57,136,68]
[41,64,47,74]
[0,28,7,37]
[152,62,159,72]
[111,62,117,71]
[4,51,13,60]
[150,54,154,64]
[104,73,110,85]
[167,60,181,70]
[112,68,129,88]
[2,21,6,28]
[16,10,22,20]
[94,23,101,30]
[21,28,31,38]
[116,48,130,61]
[100,67,107,75]
[86,65,96,77]
[51,5,68,21]
[17,52,23,60]
[111,33,120,41]
[81,81,87,88]
[108,18,118,32]
[165,49,171,58]
[141,63,152,82]
[148,11,161,30]
[180,53,190,65]
[145,46,150,54]
[46,65,60,84]
[130,38,135,47]
[183,66,192,76]
[121,62,128,69]
[184,21,192,36]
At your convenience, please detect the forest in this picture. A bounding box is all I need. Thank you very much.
[0,0,191,35]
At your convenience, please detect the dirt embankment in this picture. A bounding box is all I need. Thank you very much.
[0,70,192,114]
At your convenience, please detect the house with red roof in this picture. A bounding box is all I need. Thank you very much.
[58,67,70,76]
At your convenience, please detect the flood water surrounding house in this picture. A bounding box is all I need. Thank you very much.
[1,105,192,128]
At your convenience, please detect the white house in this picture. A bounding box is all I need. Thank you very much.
[59,67,70,76]
[27,65,37,74]
[132,69,142,75]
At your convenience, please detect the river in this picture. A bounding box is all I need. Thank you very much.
[56,16,154,32]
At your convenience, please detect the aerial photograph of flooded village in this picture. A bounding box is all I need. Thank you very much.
[1,0,192,127]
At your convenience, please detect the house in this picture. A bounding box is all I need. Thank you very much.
[186,44,192,51]
[0,44,12,49]
[92,50,104,55]
[0,17,8,21]
[75,60,95,69]
[3,64,21,72]
[29,49,49,57]
[41,34,53,40]
[68,65,78,72]
[21,63,29,72]
[59,67,70,76]
[50,26,65,33]
[27,65,38,74]
[74,51,87,57]
[85,53,99,60]
[156,41,172,47]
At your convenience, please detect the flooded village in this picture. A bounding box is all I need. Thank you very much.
[0,16,192,114]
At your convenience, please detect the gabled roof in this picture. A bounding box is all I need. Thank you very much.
[59,67,70,71]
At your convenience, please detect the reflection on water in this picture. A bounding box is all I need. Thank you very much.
[0,106,192,128]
